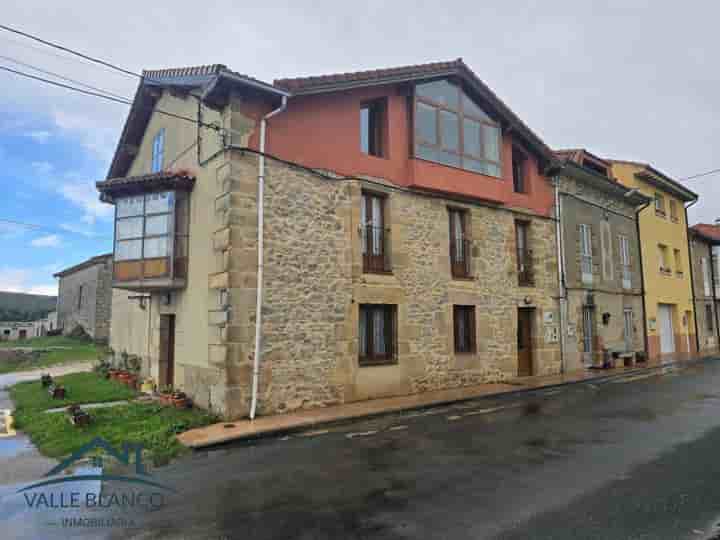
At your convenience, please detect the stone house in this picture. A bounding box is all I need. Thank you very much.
[54,254,113,342]
[0,321,36,341]
[97,60,563,420]
[688,224,720,353]
[555,150,648,369]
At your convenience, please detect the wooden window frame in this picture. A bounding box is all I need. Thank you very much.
[512,146,528,193]
[669,199,679,223]
[654,193,666,217]
[361,190,391,274]
[453,305,477,354]
[706,304,714,332]
[449,207,471,279]
[358,304,398,366]
[413,80,502,177]
[674,248,683,277]
[516,220,534,286]
[360,99,387,158]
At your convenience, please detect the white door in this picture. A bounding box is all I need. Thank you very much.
[658,304,675,354]
[624,309,634,351]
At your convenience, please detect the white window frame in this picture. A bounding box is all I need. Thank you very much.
[580,224,593,284]
[114,191,174,263]
[619,235,631,289]
[702,256,712,296]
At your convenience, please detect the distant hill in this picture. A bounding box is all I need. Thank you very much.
[0,291,57,322]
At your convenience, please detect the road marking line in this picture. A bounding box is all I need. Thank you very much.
[346,430,378,439]
[388,425,408,431]
[611,373,659,384]
[464,403,523,416]
[447,415,462,421]
[298,429,330,437]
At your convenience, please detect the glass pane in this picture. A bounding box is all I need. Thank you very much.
[116,196,144,218]
[463,118,481,157]
[416,79,458,108]
[373,308,386,355]
[417,145,461,167]
[462,91,491,121]
[116,217,143,240]
[482,124,500,162]
[360,106,369,154]
[145,214,170,236]
[145,191,173,214]
[143,236,169,258]
[115,239,142,261]
[415,102,437,145]
[485,162,501,178]
[440,110,459,151]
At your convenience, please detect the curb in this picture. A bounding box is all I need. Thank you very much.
[186,354,718,449]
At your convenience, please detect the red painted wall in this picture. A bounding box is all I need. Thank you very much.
[250,84,554,216]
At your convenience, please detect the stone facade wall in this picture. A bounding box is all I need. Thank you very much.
[57,256,113,342]
[558,173,646,369]
[221,152,561,419]
[690,234,719,352]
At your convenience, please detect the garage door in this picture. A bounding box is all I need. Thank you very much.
[658,304,675,354]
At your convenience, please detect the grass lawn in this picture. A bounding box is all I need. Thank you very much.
[9,372,138,412]
[10,372,217,465]
[0,336,102,374]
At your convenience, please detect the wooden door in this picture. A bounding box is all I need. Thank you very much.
[159,314,176,388]
[517,309,533,376]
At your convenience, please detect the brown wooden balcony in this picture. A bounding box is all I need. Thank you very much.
[517,248,534,286]
[450,238,472,279]
[362,226,392,273]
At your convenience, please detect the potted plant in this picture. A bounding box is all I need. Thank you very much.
[40,374,53,387]
[66,404,91,426]
[140,378,155,394]
[170,389,191,409]
[158,385,173,406]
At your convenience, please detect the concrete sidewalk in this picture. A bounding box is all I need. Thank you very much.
[178,353,715,449]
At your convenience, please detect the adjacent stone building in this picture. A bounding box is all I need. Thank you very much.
[54,254,113,342]
[688,224,720,353]
[555,150,648,369]
[98,61,565,419]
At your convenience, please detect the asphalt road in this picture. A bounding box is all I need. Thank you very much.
[8,359,720,539]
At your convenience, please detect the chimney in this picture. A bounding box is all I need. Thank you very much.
[715,218,720,226]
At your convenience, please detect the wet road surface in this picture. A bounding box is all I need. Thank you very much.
[8,359,720,539]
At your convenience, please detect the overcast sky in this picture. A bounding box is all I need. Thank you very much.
[2,1,719,293]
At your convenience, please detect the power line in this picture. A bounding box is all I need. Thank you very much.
[0,219,111,239]
[0,53,129,101]
[1,65,131,105]
[0,23,144,81]
[677,168,720,182]
[1,65,223,131]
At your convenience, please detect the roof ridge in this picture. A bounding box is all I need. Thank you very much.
[274,58,463,88]
[142,64,226,79]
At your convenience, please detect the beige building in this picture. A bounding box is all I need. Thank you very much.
[99,62,563,419]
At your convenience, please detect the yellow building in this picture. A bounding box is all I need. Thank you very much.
[609,160,698,359]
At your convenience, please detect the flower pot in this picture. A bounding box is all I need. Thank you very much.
[158,393,173,406]
[140,380,155,394]
[171,397,190,409]
[50,386,66,399]
[41,374,53,387]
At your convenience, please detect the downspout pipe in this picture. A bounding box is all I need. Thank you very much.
[711,242,720,350]
[634,199,651,360]
[685,199,700,355]
[553,174,567,374]
[250,95,288,421]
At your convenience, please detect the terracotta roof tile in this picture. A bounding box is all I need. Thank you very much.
[691,224,720,243]
[97,170,195,202]
[274,59,463,92]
